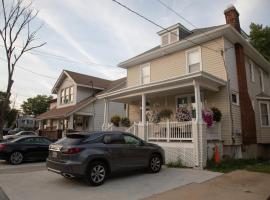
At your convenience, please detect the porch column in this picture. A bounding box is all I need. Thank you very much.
[193,80,202,123]
[103,98,109,129]
[141,93,146,125]
[68,114,74,130]
[125,104,129,118]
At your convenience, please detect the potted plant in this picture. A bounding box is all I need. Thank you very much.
[175,106,192,122]
[158,109,173,121]
[211,107,222,122]
[120,117,131,127]
[110,115,121,127]
[202,108,214,127]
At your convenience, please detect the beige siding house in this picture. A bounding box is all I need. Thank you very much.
[98,6,270,167]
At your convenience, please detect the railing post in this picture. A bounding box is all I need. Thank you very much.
[166,119,170,142]
[146,121,149,141]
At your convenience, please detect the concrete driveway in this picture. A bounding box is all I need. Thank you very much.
[0,162,221,200]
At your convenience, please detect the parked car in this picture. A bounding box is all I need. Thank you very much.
[7,128,24,135]
[3,131,37,141]
[0,136,53,165]
[3,128,12,136]
[47,131,165,186]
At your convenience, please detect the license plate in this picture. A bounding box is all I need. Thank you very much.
[52,151,58,158]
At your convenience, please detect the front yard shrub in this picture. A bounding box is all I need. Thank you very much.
[120,117,131,127]
[167,159,185,168]
[110,115,121,127]
[211,107,222,122]
[158,109,173,120]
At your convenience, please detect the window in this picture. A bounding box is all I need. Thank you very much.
[123,135,140,145]
[103,134,125,144]
[259,102,270,127]
[231,92,239,106]
[161,34,169,46]
[249,59,255,82]
[186,48,201,73]
[170,30,178,43]
[259,69,265,92]
[141,64,150,84]
[60,86,74,104]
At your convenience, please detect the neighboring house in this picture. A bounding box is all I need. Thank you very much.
[98,6,270,168]
[36,70,126,139]
[16,115,37,130]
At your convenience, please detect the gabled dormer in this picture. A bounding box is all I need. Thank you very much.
[158,23,191,47]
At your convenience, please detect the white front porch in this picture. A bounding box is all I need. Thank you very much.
[100,72,226,168]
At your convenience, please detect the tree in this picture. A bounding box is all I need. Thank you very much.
[249,23,270,61]
[0,91,19,128]
[21,95,52,116]
[0,0,46,139]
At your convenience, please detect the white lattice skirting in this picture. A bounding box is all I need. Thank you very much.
[152,142,196,167]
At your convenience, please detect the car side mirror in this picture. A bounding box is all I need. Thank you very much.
[140,140,145,146]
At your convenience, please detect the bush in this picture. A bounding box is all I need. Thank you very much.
[110,115,121,127]
[211,107,222,122]
[159,109,173,120]
[167,159,185,168]
[120,117,131,127]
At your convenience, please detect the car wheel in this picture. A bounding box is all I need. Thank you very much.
[85,161,107,186]
[149,154,162,173]
[9,151,24,165]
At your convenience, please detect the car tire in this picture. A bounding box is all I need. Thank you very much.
[9,151,24,165]
[84,161,107,186]
[148,154,162,173]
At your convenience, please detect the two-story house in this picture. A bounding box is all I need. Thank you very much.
[36,70,126,139]
[98,6,270,168]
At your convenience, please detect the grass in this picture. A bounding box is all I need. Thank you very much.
[166,160,187,168]
[207,159,270,174]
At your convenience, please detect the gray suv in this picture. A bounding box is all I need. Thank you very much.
[46,132,165,186]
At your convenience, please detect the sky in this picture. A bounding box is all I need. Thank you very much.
[0,0,269,109]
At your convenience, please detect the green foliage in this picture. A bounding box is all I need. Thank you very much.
[207,159,270,174]
[110,115,121,127]
[120,117,131,127]
[249,23,270,61]
[6,109,19,128]
[211,107,222,122]
[167,159,185,168]
[21,95,52,116]
[158,109,173,120]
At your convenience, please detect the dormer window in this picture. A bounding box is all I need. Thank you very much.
[158,23,190,47]
[60,86,74,104]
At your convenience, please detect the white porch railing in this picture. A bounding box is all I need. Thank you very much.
[147,121,193,142]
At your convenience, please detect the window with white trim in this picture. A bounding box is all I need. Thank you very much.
[248,59,255,82]
[231,91,239,106]
[259,69,265,92]
[141,64,150,84]
[60,86,74,104]
[259,101,270,127]
[186,48,201,73]
[161,34,169,46]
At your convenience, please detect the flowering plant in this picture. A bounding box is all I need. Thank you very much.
[175,106,192,122]
[146,110,160,123]
[202,108,214,127]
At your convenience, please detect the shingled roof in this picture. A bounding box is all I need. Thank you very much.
[36,96,95,120]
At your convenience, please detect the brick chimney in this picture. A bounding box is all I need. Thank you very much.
[224,6,257,145]
[224,6,241,33]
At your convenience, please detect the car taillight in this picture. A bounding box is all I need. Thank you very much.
[0,144,6,151]
[61,147,83,154]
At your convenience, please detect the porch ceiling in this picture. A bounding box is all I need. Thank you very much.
[98,71,226,103]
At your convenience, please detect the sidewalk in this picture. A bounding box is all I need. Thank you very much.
[144,170,270,200]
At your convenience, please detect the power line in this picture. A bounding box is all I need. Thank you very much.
[155,0,224,50]
[0,57,57,79]
[0,44,115,68]
[112,0,222,54]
